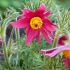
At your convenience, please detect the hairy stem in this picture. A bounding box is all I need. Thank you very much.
[52,30,60,48]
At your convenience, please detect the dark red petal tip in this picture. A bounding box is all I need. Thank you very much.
[63,57,70,68]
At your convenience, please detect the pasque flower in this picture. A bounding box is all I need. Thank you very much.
[11,3,57,46]
[40,35,70,68]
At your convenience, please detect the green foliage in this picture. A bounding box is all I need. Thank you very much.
[0,0,70,70]
[57,11,70,34]
[55,0,70,9]
[0,0,24,11]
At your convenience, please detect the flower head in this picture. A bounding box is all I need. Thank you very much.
[40,45,70,68]
[39,35,70,68]
[11,3,57,46]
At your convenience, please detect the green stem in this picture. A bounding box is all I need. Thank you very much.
[50,30,60,69]
[1,28,12,69]
[52,30,60,48]
[3,42,11,69]
[15,28,20,45]
[7,28,14,56]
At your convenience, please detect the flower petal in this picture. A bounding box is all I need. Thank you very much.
[11,18,29,28]
[26,28,38,46]
[22,8,35,18]
[44,10,51,17]
[39,45,70,57]
[63,57,70,68]
[35,3,46,13]
[47,31,55,38]
[22,8,33,15]
[36,31,41,44]
[41,28,52,44]
[39,48,56,54]
[43,19,57,31]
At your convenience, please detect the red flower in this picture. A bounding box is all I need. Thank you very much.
[39,45,70,68]
[40,35,70,68]
[11,3,57,46]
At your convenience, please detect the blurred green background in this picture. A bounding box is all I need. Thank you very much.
[0,0,70,11]
[0,0,26,11]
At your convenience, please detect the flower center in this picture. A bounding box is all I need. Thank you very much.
[63,50,70,58]
[30,17,43,30]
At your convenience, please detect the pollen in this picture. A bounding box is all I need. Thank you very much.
[63,50,70,58]
[30,17,43,30]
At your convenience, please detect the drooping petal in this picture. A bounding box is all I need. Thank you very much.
[26,27,38,46]
[39,45,70,57]
[41,28,52,44]
[43,26,55,38]
[39,48,56,54]
[35,3,46,13]
[44,10,51,17]
[43,19,57,31]
[47,30,55,38]
[11,18,29,28]
[36,31,41,44]
[63,57,70,68]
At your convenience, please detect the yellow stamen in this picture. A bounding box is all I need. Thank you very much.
[63,50,70,58]
[30,17,43,30]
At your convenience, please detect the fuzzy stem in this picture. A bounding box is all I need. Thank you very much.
[51,30,60,69]
[52,30,60,48]
[1,27,12,69]
[3,42,11,69]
